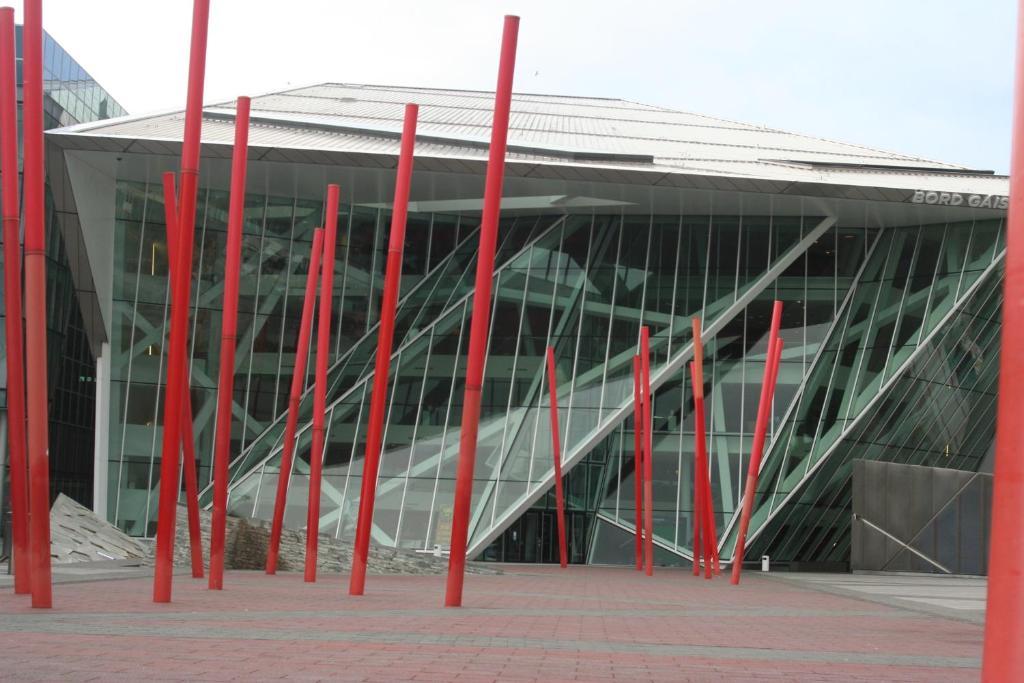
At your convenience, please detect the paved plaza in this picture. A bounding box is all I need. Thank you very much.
[0,565,983,682]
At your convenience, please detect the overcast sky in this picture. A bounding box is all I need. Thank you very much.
[23,0,1016,173]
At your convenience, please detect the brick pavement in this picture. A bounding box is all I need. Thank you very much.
[0,565,982,681]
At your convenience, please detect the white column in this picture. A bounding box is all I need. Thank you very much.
[92,341,111,519]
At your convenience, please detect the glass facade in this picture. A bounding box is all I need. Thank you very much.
[51,86,1006,570]
[95,177,1008,571]
[0,29,126,510]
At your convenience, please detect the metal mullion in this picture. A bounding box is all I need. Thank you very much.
[463,259,511,542]
[733,206,743,302]
[489,246,535,528]
[880,226,923,383]
[238,193,270,462]
[394,327,435,545]
[560,216,597,457]
[375,350,404,486]
[738,308,748,500]
[666,215,684,360]
[113,180,151,526]
[335,383,369,538]
[701,209,713,319]
[333,207,354,360]
[838,231,899,429]
[272,197,298,419]
[914,222,949,350]
[597,216,624,416]
[953,218,976,303]
[423,302,469,550]
[365,208,383,333]
[526,219,569,491]
[250,461,265,517]
[636,215,654,348]
[675,366,685,549]
[144,195,177,528]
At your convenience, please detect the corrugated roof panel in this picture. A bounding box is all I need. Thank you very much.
[48,81,1006,198]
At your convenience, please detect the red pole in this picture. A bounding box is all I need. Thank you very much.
[22,0,51,609]
[266,228,324,574]
[690,319,716,579]
[209,97,251,590]
[444,16,519,608]
[0,7,29,596]
[640,327,654,576]
[694,385,715,578]
[160,172,204,580]
[731,301,783,585]
[545,346,568,568]
[349,104,418,595]
[304,182,340,584]
[632,355,644,571]
[689,362,702,576]
[153,0,210,604]
[985,3,1024,673]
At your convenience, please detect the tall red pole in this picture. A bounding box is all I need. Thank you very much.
[545,347,568,568]
[694,380,715,578]
[209,97,251,590]
[731,301,783,585]
[982,3,1024,672]
[444,16,519,608]
[160,172,204,580]
[689,362,702,576]
[22,0,51,609]
[640,327,654,576]
[632,355,644,571]
[266,229,324,574]
[153,0,210,604]
[304,182,340,584]
[691,319,716,579]
[0,7,29,596]
[350,105,418,595]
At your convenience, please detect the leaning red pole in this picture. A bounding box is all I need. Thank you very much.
[349,104,418,595]
[160,172,205,580]
[444,16,519,608]
[688,362,712,577]
[209,97,251,590]
[640,327,654,576]
[545,347,568,569]
[691,319,716,579]
[731,301,783,585]
[632,355,644,571]
[153,0,210,604]
[689,362,702,576]
[304,183,339,584]
[265,229,324,574]
[22,0,51,609]
[982,1,1024,673]
[0,7,29,596]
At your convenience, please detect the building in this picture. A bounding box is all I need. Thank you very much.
[42,83,1005,570]
[0,28,126,525]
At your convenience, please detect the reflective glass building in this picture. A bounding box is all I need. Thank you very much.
[45,84,1007,569]
[0,29,126,514]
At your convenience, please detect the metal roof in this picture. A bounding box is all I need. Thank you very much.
[48,82,1008,197]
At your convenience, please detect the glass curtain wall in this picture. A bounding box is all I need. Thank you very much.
[108,179,474,535]
[729,219,1005,563]
[221,205,877,563]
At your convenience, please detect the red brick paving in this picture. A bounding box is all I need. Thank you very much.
[0,565,981,681]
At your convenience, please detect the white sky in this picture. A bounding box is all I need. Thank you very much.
[22,0,1016,172]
